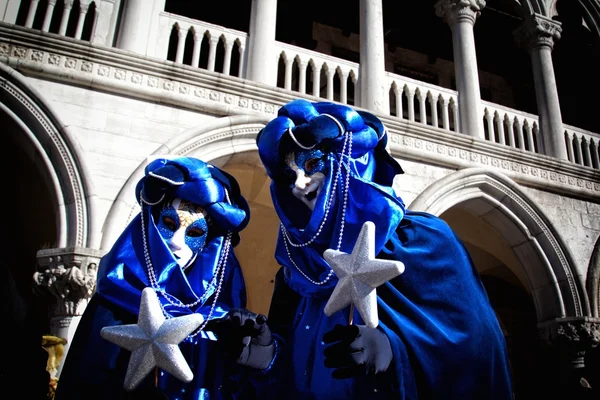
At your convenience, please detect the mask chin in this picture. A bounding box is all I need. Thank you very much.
[174,249,197,270]
[292,186,320,211]
[291,172,325,212]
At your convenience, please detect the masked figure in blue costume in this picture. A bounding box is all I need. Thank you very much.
[255,99,513,399]
[56,157,274,400]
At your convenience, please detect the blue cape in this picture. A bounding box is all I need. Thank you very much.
[257,100,513,399]
[56,158,257,400]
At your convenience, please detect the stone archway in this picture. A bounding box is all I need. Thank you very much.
[0,63,103,379]
[587,235,600,319]
[0,63,99,249]
[410,166,586,321]
[101,114,278,314]
[409,166,592,398]
[101,113,271,249]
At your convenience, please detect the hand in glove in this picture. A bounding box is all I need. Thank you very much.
[205,308,275,370]
[323,324,392,379]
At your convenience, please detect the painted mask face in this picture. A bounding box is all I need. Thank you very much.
[285,148,328,211]
[157,198,209,269]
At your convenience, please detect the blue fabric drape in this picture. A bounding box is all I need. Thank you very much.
[56,158,256,400]
[257,100,513,399]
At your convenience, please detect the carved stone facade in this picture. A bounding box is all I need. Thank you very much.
[34,247,104,319]
[514,14,563,51]
[539,317,600,369]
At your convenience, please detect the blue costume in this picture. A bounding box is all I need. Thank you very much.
[56,157,256,400]
[256,100,513,399]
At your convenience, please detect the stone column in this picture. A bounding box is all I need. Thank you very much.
[116,0,165,55]
[41,0,57,32]
[514,14,567,160]
[1,0,22,24]
[74,0,90,40]
[58,0,73,36]
[359,0,388,113]
[435,0,485,139]
[245,0,277,85]
[34,247,104,378]
[538,317,600,389]
[90,0,118,46]
[24,0,40,28]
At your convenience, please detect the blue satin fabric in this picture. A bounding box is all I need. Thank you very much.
[137,157,250,238]
[257,99,406,297]
[257,100,513,399]
[56,158,256,400]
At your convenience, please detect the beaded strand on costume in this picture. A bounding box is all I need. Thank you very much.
[139,190,233,337]
[280,125,354,286]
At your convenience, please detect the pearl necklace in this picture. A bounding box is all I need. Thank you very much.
[139,193,232,337]
[281,130,353,285]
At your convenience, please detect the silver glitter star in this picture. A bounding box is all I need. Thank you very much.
[323,221,405,328]
[100,288,203,391]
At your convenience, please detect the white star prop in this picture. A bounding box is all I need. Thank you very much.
[323,221,405,328]
[100,287,203,391]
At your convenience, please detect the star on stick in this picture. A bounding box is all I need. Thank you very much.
[323,221,405,328]
[100,287,203,391]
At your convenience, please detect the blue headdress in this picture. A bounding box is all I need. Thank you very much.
[97,157,249,320]
[256,99,406,296]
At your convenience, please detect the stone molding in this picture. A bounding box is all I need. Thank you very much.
[514,14,562,51]
[385,123,599,201]
[1,25,598,202]
[0,66,89,248]
[34,247,104,317]
[435,0,486,25]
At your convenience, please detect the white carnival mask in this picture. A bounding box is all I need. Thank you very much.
[157,198,209,269]
[285,149,328,211]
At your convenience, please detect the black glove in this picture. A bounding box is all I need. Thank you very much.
[323,324,392,379]
[205,308,275,370]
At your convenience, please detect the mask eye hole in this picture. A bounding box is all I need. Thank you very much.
[187,227,206,238]
[162,216,178,231]
[304,158,320,173]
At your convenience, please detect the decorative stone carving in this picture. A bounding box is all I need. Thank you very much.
[34,247,104,318]
[514,14,562,51]
[538,317,600,369]
[0,38,597,199]
[435,0,485,25]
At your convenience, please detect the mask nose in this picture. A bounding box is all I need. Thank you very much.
[167,227,186,252]
[294,170,311,190]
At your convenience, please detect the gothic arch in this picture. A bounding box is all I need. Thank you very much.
[101,114,271,250]
[587,234,600,318]
[409,167,589,323]
[0,63,99,248]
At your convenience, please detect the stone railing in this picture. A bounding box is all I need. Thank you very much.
[386,71,460,133]
[273,41,359,104]
[564,125,600,169]
[156,11,247,78]
[482,101,541,154]
[1,7,599,170]
[1,0,116,44]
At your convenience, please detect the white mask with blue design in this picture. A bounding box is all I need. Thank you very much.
[157,198,209,269]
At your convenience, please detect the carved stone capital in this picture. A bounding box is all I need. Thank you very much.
[514,14,562,51]
[435,0,486,26]
[34,247,104,318]
[538,317,600,369]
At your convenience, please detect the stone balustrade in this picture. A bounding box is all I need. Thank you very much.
[387,71,460,133]
[482,101,541,154]
[157,11,247,77]
[274,40,359,103]
[2,0,598,170]
[564,125,600,169]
